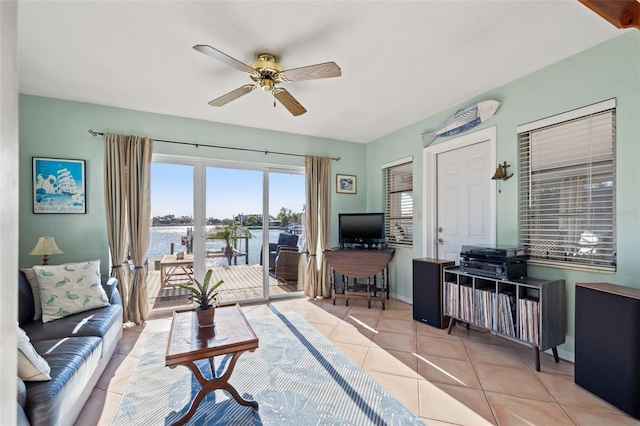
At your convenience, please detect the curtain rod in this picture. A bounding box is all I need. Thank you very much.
[88,130,340,161]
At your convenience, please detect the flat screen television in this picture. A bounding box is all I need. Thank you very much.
[338,212,386,247]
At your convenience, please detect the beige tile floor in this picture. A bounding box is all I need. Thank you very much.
[76,297,640,425]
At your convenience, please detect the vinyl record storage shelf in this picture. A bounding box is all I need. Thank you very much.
[443,266,567,371]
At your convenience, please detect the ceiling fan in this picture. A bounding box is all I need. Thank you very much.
[194,45,342,116]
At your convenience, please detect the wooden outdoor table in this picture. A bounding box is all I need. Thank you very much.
[165,304,259,425]
[160,253,194,288]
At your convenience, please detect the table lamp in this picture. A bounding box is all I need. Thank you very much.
[29,237,63,265]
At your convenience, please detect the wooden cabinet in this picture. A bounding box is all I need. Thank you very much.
[575,282,640,418]
[412,258,454,328]
[443,267,566,371]
[324,247,395,309]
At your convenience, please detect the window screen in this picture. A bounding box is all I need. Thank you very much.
[518,105,616,271]
[383,161,413,247]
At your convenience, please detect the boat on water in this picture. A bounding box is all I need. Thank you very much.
[57,168,79,195]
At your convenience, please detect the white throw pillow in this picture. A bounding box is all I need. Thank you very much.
[33,260,110,323]
[21,268,43,321]
[17,324,51,381]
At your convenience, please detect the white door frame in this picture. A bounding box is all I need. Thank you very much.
[422,126,497,258]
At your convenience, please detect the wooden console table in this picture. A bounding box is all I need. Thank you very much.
[324,247,395,309]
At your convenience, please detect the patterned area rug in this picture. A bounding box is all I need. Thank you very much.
[112,309,425,425]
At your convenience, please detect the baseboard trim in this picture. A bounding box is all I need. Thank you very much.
[390,293,412,305]
[545,347,574,363]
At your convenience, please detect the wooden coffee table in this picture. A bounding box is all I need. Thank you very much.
[165,304,259,425]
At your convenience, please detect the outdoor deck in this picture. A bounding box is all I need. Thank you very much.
[146,264,300,317]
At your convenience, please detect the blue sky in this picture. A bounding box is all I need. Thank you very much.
[150,163,305,219]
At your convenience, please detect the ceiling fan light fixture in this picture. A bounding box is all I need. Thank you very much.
[260,79,274,91]
[251,54,284,74]
[194,45,341,116]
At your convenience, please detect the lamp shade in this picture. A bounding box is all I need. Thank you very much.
[30,237,63,265]
[29,237,63,256]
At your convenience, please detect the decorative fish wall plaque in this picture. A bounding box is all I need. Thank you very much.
[421,100,501,148]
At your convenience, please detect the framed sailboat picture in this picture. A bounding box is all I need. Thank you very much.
[33,157,86,214]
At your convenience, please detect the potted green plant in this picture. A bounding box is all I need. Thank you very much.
[179,269,223,328]
[207,222,253,265]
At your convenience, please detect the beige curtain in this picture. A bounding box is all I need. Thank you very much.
[304,156,331,298]
[103,133,153,324]
[126,136,153,323]
[316,158,331,296]
[104,133,131,323]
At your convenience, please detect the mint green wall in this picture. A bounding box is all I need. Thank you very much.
[19,96,366,274]
[366,31,640,358]
[18,31,640,358]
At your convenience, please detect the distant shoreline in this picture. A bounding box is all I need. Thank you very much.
[151,223,293,231]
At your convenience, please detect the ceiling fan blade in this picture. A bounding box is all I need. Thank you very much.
[272,88,307,116]
[208,84,256,107]
[193,45,257,76]
[280,62,342,82]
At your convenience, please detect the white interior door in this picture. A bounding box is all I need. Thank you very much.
[423,127,497,261]
[437,141,494,262]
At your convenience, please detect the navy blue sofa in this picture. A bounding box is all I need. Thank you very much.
[17,271,123,426]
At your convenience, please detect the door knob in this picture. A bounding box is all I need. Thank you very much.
[438,238,444,245]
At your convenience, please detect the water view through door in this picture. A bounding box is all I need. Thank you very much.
[268,170,306,295]
[148,162,194,312]
[204,167,266,302]
[148,159,305,313]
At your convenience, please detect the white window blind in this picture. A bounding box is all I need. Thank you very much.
[518,107,616,271]
[383,161,413,247]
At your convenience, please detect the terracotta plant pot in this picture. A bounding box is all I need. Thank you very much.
[196,307,215,328]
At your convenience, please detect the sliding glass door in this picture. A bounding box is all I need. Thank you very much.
[203,166,265,303]
[148,162,194,310]
[268,171,305,297]
[150,154,304,310]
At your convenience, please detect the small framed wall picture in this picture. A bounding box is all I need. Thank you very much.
[33,157,86,214]
[336,174,357,194]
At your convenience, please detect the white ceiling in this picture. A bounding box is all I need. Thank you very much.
[17,1,620,143]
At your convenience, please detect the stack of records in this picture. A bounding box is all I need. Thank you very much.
[496,292,516,337]
[444,281,459,317]
[473,288,495,329]
[519,298,540,345]
[459,286,474,323]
